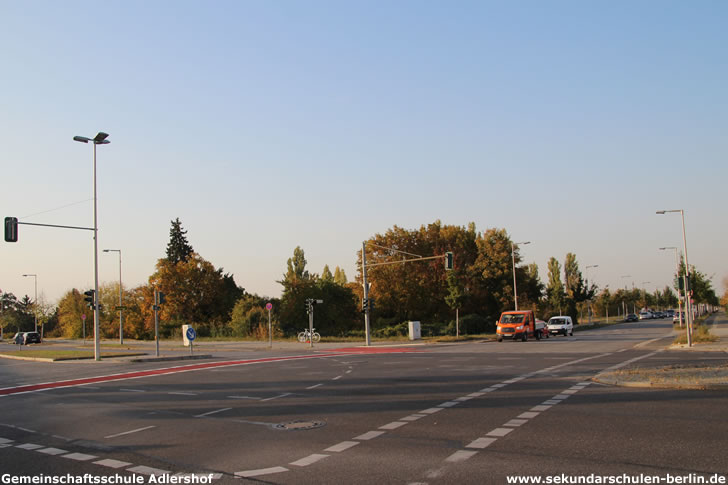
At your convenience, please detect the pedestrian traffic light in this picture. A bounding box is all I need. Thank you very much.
[84,290,95,308]
[4,217,18,243]
[445,252,453,270]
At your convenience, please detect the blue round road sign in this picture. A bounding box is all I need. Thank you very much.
[186,327,197,341]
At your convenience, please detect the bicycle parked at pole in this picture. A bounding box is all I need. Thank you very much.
[298,328,320,343]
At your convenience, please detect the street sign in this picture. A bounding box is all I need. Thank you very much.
[81,314,86,320]
[266,302,273,311]
[186,327,197,341]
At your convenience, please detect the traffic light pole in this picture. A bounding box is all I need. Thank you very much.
[154,289,160,357]
[308,303,314,349]
[360,241,453,346]
[362,242,371,347]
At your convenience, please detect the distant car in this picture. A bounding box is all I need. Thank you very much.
[547,316,574,336]
[665,309,675,318]
[673,312,685,324]
[625,313,639,322]
[13,332,25,345]
[23,332,41,344]
[639,311,652,320]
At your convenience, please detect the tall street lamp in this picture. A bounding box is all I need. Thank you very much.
[511,241,530,311]
[103,249,123,344]
[659,247,684,327]
[22,274,38,332]
[74,132,110,361]
[641,281,651,310]
[656,209,692,346]
[621,275,632,316]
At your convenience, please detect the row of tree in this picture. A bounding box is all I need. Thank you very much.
[2,219,722,341]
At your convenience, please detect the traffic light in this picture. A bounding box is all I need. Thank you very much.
[4,217,18,242]
[362,298,369,313]
[84,290,95,308]
[305,299,313,314]
[369,298,375,312]
[445,251,453,270]
[157,292,166,305]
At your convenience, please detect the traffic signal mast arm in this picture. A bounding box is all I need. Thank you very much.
[364,254,449,268]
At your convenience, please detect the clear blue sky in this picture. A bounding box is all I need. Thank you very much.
[2,1,726,305]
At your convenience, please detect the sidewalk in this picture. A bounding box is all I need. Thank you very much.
[594,312,728,390]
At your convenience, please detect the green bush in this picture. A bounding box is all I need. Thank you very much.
[446,314,493,335]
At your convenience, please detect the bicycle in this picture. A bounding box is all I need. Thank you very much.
[297,328,321,343]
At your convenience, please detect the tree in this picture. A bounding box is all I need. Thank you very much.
[334,266,348,286]
[283,246,310,284]
[56,289,88,338]
[166,218,194,264]
[149,253,243,336]
[546,257,565,317]
[279,247,359,336]
[321,265,334,283]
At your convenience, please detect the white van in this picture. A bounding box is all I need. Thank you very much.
[547,316,574,336]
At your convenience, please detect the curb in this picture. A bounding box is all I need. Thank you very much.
[129,354,214,363]
[592,374,728,391]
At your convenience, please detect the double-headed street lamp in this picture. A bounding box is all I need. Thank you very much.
[511,241,530,311]
[22,274,38,332]
[103,249,123,344]
[74,132,110,361]
[656,209,692,346]
[659,246,684,327]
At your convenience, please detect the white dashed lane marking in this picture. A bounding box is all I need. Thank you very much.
[94,459,132,469]
[194,408,231,418]
[37,447,67,455]
[379,421,407,430]
[16,443,43,450]
[290,454,329,466]
[127,465,170,476]
[325,441,360,452]
[355,430,385,440]
[446,450,478,463]
[104,425,156,439]
[466,437,497,449]
[62,453,97,461]
[235,466,288,478]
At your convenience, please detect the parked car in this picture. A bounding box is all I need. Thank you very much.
[639,311,652,320]
[665,309,675,318]
[673,312,685,324]
[547,316,574,336]
[23,331,42,344]
[625,313,639,322]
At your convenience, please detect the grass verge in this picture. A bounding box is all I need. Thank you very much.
[0,350,146,361]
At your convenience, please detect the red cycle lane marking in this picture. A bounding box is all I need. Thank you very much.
[0,347,426,397]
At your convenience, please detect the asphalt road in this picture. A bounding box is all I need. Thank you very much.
[1,319,726,484]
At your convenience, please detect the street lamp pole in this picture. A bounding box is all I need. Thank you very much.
[22,274,38,332]
[511,241,531,311]
[621,275,631,317]
[659,247,683,328]
[74,132,110,361]
[656,210,692,346]
[641,281,651,311]
[103,249,123,344]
